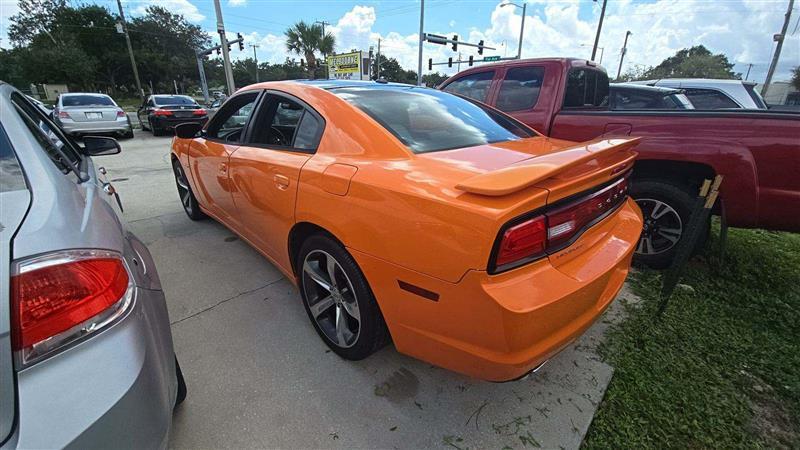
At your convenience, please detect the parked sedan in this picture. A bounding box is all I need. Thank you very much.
[52,93,133,139]
[137,95,208,136]
[170,80,643,381]
[0,83,184,449]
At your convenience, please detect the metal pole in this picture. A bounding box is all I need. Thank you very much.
[214,0,236,95]
[517,2,526,59]
[196,54,209,103]
[762,0,794,96]
[745,63,753,81]
[591,0,607,62]
[376,38,381,79]
[417,0,425,86]
[116,0,143,99]
[616,31,631,80]
[599,47,604,65]
[173,79,179,94]
[250,44,260,82]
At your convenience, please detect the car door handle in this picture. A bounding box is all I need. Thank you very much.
[219,162,227,174]
[274,174,290,189]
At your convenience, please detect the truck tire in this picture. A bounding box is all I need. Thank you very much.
[630,179,709,269]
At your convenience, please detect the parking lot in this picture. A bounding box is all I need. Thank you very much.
[98,131,635,449]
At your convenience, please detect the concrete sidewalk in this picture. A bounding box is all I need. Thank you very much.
[96,133,629,449]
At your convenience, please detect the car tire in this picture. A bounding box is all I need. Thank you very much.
[297,234,390,360]
[174,356,187,409]
[152,125,164,136]
[630,178,709,269]
[122,129,134,139]
[172,159,207,220]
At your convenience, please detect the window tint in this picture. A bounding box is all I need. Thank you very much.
[335,86,534,154]
[563,69,609,108]
[12,93,83,177]
[496,67,545,112]
[206,92,259,143]
[683,89,739,109]
[154,95,197,106]
[62,95,115,107]
[610,88,683,110]
[442,71,495,102]
[293,113,321,150]
[0,125,26,192]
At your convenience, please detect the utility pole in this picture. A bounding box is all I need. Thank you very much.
[376,38,382,79]
[745,63,753,81]
[501,2,526,59]
[250,44,260,82]
[616,30,632,80]
[214,0,236,95]
[591,0,607,62]
[315,20,331,78]
[196,53,210,103]
[417,0,425,85]
[115,0,143,99]
[762,0,794,97]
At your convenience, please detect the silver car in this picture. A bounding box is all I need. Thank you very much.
[53,93,134,139]
[0,83,184,449]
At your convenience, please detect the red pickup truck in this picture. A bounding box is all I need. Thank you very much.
[441,58,800,267]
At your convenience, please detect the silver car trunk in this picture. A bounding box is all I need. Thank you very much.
[62,106,119,122]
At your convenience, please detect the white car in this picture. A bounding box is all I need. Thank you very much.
[632,78,768,110]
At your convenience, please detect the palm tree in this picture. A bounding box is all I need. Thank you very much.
[284,21,335,79]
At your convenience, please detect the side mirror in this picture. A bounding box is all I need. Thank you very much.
[82,136,121,156]
[175,122,203,139]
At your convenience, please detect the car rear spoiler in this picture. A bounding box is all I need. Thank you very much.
[455,137,641,196]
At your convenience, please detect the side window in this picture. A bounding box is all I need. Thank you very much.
[442,71,495,102]
[205,91,259,143]
[563,68,610,108]
[248,95,323,151]
[0,126,26,192]
[612,89,669,110]
[11,93,83,177]
[496,67,545,112]
[683,89,739,109]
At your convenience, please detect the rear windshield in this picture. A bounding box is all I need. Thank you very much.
[62,95,115,107]
[334,86,534,153]
[154,95,197,106]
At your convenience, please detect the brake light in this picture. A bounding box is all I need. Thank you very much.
[491,176,629,272]
[116,110,126,118]
[10,250,133,366]
[193,108,207,116]
[153,109,173,116]
[57,110,71,119]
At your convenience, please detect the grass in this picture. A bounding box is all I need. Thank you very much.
[583,224,800,449]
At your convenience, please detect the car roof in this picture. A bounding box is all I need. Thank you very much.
[446,57,606,79]
[62,92,112,97]
[611,83,681,94]
[638,78,756,87]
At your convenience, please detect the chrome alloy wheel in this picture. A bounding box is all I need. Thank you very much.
[301,250,361,348]
[173,162,193,215]
[634,198,683,255]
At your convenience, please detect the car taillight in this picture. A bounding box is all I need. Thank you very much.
[116,110,126,118]
[491,176,629,273]
[57,110,71,119]
[153,109,173,116]
[10,250,133,366]
[193,108,207,116]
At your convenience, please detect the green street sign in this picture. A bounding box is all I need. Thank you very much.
[483,56,501,62]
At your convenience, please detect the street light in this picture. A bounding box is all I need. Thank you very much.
[616,31,632,80]
[580,44,604,65]
[501,2,526,59]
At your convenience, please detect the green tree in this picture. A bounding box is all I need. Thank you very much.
[7,0,67,45]
[284,21,335,79]
[617,64,651,82]
[643,45,740,79]
[372,55,416,84]
[791,66,800,91]
[422,72,448,87]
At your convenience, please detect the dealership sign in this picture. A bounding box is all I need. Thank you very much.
[327,51,364,80]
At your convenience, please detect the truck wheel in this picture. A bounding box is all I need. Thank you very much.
[630,179,708,269]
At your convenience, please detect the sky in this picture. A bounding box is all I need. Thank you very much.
[0,0,798,83]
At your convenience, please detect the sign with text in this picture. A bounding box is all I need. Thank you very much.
[483,56,501,62]
[327,51,363,80]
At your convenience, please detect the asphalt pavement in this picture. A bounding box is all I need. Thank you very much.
[95,131,634,449]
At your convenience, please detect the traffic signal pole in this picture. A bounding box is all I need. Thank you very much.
[214,0,236,95]
[417,0,425,85]
[762,0,794,97]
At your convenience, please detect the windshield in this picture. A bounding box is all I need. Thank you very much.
[334,86,534,154]
[154,95,197,106]
[62,95,115,107]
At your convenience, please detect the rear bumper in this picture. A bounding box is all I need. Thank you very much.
[352,198,642,381]
[59,119,131,135]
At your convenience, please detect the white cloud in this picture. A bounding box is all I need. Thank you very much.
[0,0,21,47]
[228,0,247,7]
[130,0,205,22]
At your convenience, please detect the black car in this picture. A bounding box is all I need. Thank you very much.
[137,95,208,136]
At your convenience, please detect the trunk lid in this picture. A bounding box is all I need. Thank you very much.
[62,106,120,122]
[159,104,202,119]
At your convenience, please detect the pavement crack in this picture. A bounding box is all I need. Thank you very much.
[170,277,285,325]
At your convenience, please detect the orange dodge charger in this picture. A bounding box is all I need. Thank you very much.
[170,80,643,381]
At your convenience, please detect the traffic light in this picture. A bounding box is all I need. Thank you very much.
[478,40,485,55]
[451,35,458,52]
[469,55,474,66]
[237,33,244,51]
[428,58,432,71]
[216,47,221,55]
[448,57,453,68]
